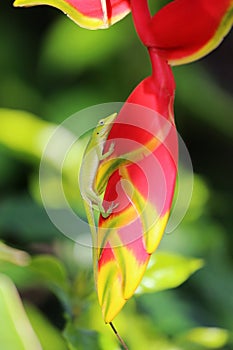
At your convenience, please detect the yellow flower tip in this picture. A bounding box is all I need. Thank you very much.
[97,258,126,323]
[122,257,149,300]
[144,212,169,254]
[99,275,126,323]
[103,297,126,324]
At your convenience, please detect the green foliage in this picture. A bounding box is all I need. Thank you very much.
[0,109,55,161]
[136,252,204,294]
[25,303,68,350]
[0,241,30,265]
[0,273,42,350]
[63,322,101,350]
[178,327,230,349]
[0,238,231,350]
[29,255,69,291]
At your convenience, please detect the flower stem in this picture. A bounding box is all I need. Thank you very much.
[109,322,128,349]
[130,0,152,45]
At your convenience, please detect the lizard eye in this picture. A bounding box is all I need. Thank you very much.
[99,120,104,125]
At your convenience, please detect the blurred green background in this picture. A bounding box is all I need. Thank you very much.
[0,1,232,349]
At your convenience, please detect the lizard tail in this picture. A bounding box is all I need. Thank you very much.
[83,201,98,286]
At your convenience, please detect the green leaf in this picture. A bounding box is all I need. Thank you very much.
[29,255,71,314]
[0,252,71,309]
[25,303,68,350]
[29,254,69,291]
[0,241,30,266]
[179,327,230,349]
[136,252,204,294]
[0,108,55,161]
[0,243,36,288]
[63,322,101,350]
[0,244,69,293]
[0,261,38,289]
[0,273,42,350]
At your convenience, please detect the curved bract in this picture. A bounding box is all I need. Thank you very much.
[13,0,130,29]
[149,0,233,65]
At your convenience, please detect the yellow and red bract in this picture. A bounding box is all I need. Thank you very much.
[95,52,178,323]
[131,0,233,65]
[150,0,233,65]
[93,0,233,320]
[13,0,130,29]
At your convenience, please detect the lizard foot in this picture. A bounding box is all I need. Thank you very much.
[101,201,119,218]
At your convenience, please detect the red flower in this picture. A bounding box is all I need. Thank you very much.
[95,0,233,322]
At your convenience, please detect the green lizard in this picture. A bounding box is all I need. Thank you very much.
[80,112,118,218]
[79,113,118,265]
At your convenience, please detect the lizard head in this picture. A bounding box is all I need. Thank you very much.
[95,112,117,138]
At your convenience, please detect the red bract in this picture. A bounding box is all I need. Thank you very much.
[14,0,130,29]
[150,0,233,65]
[132,0,233,65]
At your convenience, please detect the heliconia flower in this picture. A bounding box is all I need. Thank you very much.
[13,0,130,29]
[94,0,233,323]
[131,0,233,65]
[95,51,178,323]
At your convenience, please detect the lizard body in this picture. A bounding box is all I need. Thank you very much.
[80,112,117,216]
[79,112,118,277]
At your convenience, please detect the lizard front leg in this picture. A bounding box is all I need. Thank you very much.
[85,188,105,214]
[99,142,115,160]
